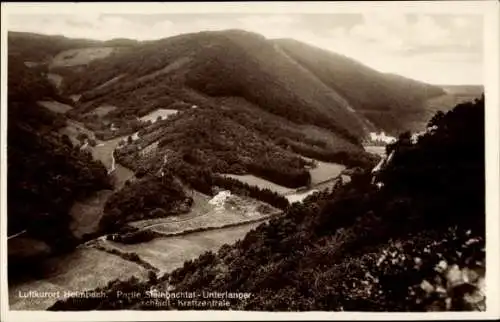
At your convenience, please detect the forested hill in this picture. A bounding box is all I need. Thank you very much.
[8,29,451,192]
[51,95,485,311]
[275,38,446,133]
[9,30,445,142]
[7,55,111,251]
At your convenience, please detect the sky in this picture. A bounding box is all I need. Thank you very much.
[7,12,484,85]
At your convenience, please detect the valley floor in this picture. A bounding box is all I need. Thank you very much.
[8,114,366,311]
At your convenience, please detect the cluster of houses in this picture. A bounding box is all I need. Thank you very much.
[369,131,397,145]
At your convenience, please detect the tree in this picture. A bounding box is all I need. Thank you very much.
[429,111,445,128]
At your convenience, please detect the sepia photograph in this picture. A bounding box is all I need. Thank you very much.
[1,1,499,321]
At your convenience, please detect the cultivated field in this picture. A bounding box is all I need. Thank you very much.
[224,160,345,197]
[309,160,346,185]
[96,221,265,276]
[286,190,319,204]
[8,248,149,310]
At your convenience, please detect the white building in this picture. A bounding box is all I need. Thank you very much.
[208,190,232,209]
[369,132,397,144]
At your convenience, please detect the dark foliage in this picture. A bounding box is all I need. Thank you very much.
[51,96,485,311]
[212,175,290,210]
[100,174,190,231]
[7,58,111,251]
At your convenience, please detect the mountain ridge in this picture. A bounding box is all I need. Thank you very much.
[8,29,446,138]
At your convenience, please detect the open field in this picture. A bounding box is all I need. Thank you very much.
[91,136,123,169]
[50,47,115,68]
[95,220,265,276]
[224,159,345,200]
[8,248,149,310]
[147,199,274,235]
[286,190,319,204]
[223,174,295,195]
[364,145,386,157]
[309,160,346,185]
[60,120,96,145]
[37,100,72,114]
[139,109,178,123]
[69,190,114,239]
[87,104,117,117]
[128,192,277,236]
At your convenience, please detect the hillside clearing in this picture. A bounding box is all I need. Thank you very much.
[50,47,115,68]
[37,100,72,114]
[139,108,178,123]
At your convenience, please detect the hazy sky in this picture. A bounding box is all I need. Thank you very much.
[8,13,484,85]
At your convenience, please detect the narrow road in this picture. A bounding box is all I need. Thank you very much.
[7,230,27,240]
